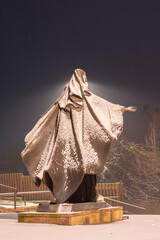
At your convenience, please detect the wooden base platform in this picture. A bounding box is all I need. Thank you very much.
[18,206,123,225]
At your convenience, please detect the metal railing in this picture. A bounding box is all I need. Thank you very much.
[0,189,51,210]
[0,184,17,209]
[17,191,51,205]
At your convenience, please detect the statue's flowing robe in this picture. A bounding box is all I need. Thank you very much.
[21,69,124,203]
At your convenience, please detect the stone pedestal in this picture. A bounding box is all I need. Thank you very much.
[18,202,123,225]
[37,201,107,212]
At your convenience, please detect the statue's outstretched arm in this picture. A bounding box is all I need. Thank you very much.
[122,106,137,112]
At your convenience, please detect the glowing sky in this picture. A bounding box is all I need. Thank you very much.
[1,0,160,157]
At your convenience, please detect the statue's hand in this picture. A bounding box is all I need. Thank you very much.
[124,106,137,112]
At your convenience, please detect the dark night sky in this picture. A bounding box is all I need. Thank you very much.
[0,1,160,162]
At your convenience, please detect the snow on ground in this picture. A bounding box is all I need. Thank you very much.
[0,214,160,240]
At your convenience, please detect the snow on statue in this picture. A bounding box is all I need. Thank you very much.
[21,69,136,203]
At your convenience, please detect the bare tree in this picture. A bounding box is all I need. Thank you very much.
[98,138,160,199]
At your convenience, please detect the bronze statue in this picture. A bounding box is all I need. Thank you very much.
[21,69,136,203]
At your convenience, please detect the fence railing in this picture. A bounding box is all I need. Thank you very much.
[0,173,123,205]
[96,182,123,205]
[0,173,52,200]
[0,184,17,209]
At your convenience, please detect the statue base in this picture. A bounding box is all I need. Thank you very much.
[37,201,107,212]
[18,202,123,225]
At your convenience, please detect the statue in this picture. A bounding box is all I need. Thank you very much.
[21,69,136,204]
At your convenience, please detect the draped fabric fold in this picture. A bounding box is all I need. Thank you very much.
[21,69,124,203]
